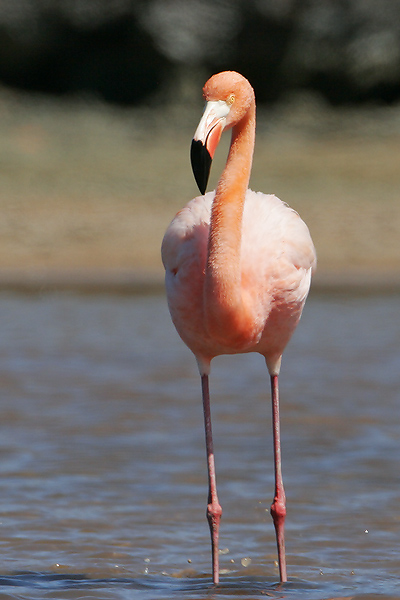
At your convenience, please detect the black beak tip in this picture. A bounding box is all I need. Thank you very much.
[190,139,212,196]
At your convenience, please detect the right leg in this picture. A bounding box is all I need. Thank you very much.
[201,374,222,584]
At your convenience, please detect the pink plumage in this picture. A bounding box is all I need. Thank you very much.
[162,71,316,584]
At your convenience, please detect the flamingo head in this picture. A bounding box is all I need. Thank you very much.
[191,71,254,195]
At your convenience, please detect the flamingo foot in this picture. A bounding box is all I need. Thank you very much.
[207,500,222,584]
[270,496,287,582]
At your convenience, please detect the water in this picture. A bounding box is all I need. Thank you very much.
[0,290,399,600]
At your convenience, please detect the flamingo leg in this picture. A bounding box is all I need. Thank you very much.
[201,374,222,584]
[269,374,288,583]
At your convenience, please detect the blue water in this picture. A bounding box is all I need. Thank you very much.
[0,290,399,599]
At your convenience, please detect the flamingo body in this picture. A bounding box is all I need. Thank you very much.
[162,190,315,374]
[161,71,316,584]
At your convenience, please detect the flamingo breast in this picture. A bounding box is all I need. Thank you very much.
[161,190,316,366]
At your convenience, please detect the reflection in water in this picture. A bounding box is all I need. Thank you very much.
[0,291,399,599]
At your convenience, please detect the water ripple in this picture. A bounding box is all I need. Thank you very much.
[0,292,398,600]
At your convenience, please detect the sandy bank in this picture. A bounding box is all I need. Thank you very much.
[1,89,400,292]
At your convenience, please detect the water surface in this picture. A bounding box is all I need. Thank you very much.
[0,291,399,599]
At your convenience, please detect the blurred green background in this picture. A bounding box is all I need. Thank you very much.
[1,0,400,290]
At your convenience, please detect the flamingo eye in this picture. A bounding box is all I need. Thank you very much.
[227,94,235,106]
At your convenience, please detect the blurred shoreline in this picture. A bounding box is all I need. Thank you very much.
[1,88,400,293]
[0,267,399,295]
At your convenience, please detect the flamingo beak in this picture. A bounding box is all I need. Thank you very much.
[191,100,231,195]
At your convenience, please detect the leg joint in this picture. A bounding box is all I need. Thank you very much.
[207,500,222,524]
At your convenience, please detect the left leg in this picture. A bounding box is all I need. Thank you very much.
[269,373,287,583]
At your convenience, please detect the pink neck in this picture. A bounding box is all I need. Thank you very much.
[204,101,256,347]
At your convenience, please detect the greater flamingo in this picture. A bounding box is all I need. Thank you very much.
[161,71,316,584]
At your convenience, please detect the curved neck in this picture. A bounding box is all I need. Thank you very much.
[204,101,256,347]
